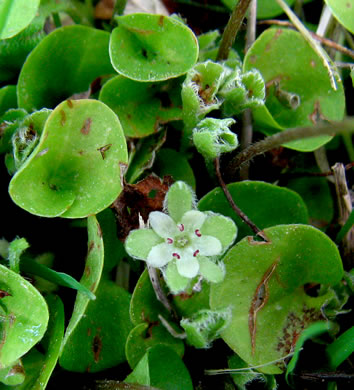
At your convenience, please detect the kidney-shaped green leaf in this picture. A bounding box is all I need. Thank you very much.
[125,322,184,369]
[9,99,128,218]
[0,264,49,368]
[0,0,40,39]
[99,75,182,138]
[109,13,198,82]
[210,224,343,374]
[125,345,193,390]
[325,0,354,34]
[198,181,308,241]
[17,25,114,112]
[243,28,345,152]
[59,280,132,372]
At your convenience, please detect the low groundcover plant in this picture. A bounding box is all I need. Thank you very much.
[125,181,237,292]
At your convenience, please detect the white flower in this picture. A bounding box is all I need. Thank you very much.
[125,181,237,293]
[147,210,222,278]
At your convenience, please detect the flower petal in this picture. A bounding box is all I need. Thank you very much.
[165,181,194,222]
[181,210,207,232]
[149,211,179,238]
[198,256,225,283]
[125,229,163,260]
[176,252,199,278]
[195,235,222,256]
[200,213,237,251]
[147,243,174,268]
[164,261,190,293]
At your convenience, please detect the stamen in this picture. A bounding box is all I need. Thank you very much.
[178,224,184,232]
[195,229,201,237]
[173,253,180,259]
[167,238,173,244]
[193,250,200,257]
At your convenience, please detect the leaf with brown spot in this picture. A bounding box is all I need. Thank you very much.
[93,334,103,363]
[249,258,279,354]
[81,118,92,135]
[244,28,345,152]
[210,224,343,374]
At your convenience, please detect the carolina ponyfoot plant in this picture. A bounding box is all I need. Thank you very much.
[125,181,237,293]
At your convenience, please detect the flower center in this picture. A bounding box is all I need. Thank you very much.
[174,233,190,248]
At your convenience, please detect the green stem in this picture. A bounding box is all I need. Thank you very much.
[52,13,62,28]
[227,118,354,176]
[217,0,252,61]
[343,133,354,161]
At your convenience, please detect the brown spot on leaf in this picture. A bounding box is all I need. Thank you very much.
[347,2,351,7]
[309,100,328,125]
[249,258,279,354]
[146,321,159,338]
[90,282,96,291]
[60,110,66,126]
[249,55,257,64]
[127,26,155,35]
[276,305,325,359]
[66,99,73,108]
[158,15,165,27]
[275,29,283,38]
[9,362,25,377]
[93,334,102,363]
[88,241,95,253]
[112,175,173,240]
[176,291,194,301]
[97,143,112,160]
[0,289,11,298]
[84,266,91,277]
[87,328,92,336]
[78,150,84,155]
[310,60,316,68]
[247,236,272,245]
[81,118,92,135]
[97,222,103,238]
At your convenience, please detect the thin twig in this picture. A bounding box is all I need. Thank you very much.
[205,350,297,375]
[332,163,354,267]
[286,162,354,178]
[259,20,354,60]
[227,118,354,176]
[214,157,269,241]
[297,372,354,383]
[240,0,257,180]
[158,314,187,339]
[147,265,177,319]
[217,0,252,61]
[245,0,257,51]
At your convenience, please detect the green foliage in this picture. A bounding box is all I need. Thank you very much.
[0,264,49,368]
[17,25,114,111]
[243,28,345,151]
[0,1,353,388]
[325,0,354,33]
[0,0,40,39]
[109,13,199,82]
[9,99,128,218]
[125,345,193,390]
[210,224,343,373]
